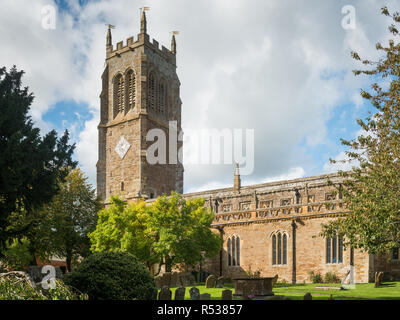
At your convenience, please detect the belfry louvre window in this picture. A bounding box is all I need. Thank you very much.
[272,232,287,265]
[158,79,167,113]
[125,69,135,113]
[148,72,156,110]
[113,74,124,118]
[227,236,240,266]
[326,235,343,264]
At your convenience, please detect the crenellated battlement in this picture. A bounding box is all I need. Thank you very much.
[106,34,176,62]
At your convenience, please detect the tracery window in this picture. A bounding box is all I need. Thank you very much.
[227,235,240,266]
[272,232,287,265]
[113,73,124,118]
[326,235,343,264]
[148,72,156,110]
[158,79,167,113]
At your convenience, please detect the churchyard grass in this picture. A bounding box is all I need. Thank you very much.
[161,282,400,300]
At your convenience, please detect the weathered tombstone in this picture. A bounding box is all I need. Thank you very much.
[221,289,233,300]
[241,282,250,300]
[303,293,312,300]
[175,286,186,300]
[205,275,216,288]
[200,293,211,300]
[158,286,172,300]
[216,276,224,288]
[179,273,196,287]
[189,287,200,300]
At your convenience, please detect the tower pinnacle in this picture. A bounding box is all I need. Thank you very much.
[234,163,241,193]
[171,34,176,54]
[106,24,114,49]
[140,10,147,34]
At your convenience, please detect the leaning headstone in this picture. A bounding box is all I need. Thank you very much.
[303,293,312,300]
[216,276,224,288]
[221,289,232,300]
[205,275,216,288]
[189,287,200,300]
[200,293,211,300]
[175,286,186,300]
[158,286,172,300]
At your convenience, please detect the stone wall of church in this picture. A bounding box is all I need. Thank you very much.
[186,173,373,283]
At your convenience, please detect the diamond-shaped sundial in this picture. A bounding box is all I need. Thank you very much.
[115,136,131,159]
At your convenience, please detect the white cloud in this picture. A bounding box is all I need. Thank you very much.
[1,0,398,191]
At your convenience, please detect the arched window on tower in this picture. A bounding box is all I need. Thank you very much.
[113,73,124,118]
[158,79,167,114]
[148,72,156,110]
[125,69,135,114]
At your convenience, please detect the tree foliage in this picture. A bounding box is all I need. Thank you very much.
[0,66,77,254]
[321,7,400,254]
[40,168,102,271]
[89,193,222,274]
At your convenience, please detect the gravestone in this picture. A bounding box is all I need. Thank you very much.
[179,273,196,287]
[241,282,250,300]
[303,293,312,300]
[205,275,216,288]
[221,289,232,300]
[200,293,211,300]
[175,286,186,300]
[189,287,200,300]
[158,286,172,300]
[216,276,224,288]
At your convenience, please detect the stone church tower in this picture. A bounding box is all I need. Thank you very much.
[97,11,184,203]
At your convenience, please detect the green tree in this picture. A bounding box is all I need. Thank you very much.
[89,193,222,274]
[43,168,102,271]
[0,66,77,254]
[321,7,400,255]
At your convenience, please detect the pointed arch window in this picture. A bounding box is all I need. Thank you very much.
[113,73,124,118]
[148,72,156,110]
[125,69,136,113]
[227,235,240,266]
[272,232,287,265]
[326,235,343,264]
[227,238,231,266]
[158,79,167,113]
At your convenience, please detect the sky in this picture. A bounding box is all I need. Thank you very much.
[0,0,399,193]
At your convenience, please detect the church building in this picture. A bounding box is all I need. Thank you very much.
[97,12,400,283]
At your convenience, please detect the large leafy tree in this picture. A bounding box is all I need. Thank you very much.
[0,66,77,254]
[321,7,400,255]
[89,193,222,275]
[42,168,102,271]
